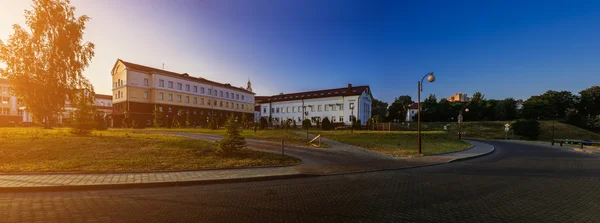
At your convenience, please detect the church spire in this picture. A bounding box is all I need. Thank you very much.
[246,78,252,92]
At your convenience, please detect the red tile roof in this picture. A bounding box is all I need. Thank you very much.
[117,59,255,94]
[407,103,420,109]
[94,94,112,100]
[257,85,370,103]
[255,96,270,103]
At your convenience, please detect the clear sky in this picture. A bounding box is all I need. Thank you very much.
[1,0,599,104]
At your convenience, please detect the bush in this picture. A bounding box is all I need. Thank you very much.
[321,117,333,130]
[302,119,312,129]
[512,120,541,140]
[259,117,268,129]
[216,115,246,154]
[352,119,362,130]
[95,115,107,130]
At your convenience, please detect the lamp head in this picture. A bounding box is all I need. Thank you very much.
[465,108,470,112]
[427,72,436,82]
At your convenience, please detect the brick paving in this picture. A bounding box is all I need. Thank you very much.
[0,132,492,189]
[0,140,597,222]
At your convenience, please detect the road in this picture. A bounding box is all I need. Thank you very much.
[2,140,600,222]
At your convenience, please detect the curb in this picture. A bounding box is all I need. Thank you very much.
[0,173,315,193]
[447,140,496,163]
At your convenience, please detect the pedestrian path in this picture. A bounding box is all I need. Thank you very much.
[0,132,493,190]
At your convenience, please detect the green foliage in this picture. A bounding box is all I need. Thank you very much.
[70,91,96,135]
[302,119,312,129]
[152,107,163,128]
[321,117,333,130]
[292,119,297,128]
[94,115,107,130]
[259,117,268,129]
[388,95,412,122]
[523,97,551,119]
[577,86,600,117]
[208,116,217,130]
[185,111,191,127]
[371,98,389,121]
[172,113,182,128]
[216,115,246,154]
[512,120,541,140]
[0,0,95,128]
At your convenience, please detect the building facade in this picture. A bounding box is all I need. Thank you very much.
[0,79,21,125]
[257,84,372,126]
[447,93,469,102]
[405,103,419,122]
[111,59,255,127]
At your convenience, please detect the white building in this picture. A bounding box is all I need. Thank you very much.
[405,103,419,122]
[257,84,373,126]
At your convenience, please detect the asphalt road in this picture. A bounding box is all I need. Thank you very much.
[2,140,600,222]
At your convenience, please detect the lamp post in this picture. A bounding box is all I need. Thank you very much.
[350,103,355,133]
[458,106,469,140]
[417,72,436,155]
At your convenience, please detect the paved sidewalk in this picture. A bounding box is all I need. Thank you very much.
[0,132,493,190]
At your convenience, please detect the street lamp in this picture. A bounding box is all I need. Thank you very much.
[417,72,436,155]
[350,103,355,133]
[458,107,469,140]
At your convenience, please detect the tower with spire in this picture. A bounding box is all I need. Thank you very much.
[246,78,252,92]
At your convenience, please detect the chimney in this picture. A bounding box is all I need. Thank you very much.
[348,83,352,90]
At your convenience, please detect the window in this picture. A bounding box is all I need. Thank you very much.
[236,94,239,100]
[2,108,10,114]
[263,108,267,113]
[214,100,217,106]
[349,115,353,122]
[168,81,173,88]
[144,78,149,86]
[208,89,212,95]
[200,98,204,105]
[311,106,315,112]
[298,106,302,112]
[318,105,322,111]
[338,105,343,111]
[220,101,223,107]
[286,107,290,113]
[276,108,280,113]
[226,92,229,98]
[186,96,190,103]
[177,95,182,102]
[236,104,239,109]
[120,79,124,86]
[201,87,205,94]
[332,116,336,122]
[159,79,164,87]
[1,97,8,104]
[241,95,245,100]
[159,93,164,100]
[332,105,336,111]
[168,94,173,101]
[225,102,229,108]
[193,86,197,92]
[340,116,344,122]
[177,83,182,90]
[325,104,329,111]
[159,106,163,112]
[186,85,190,91]
[220,91,223,97]
[207,100,211,105]
[293,107,296,113]
[168,107,172,113]
[143,91,148,99]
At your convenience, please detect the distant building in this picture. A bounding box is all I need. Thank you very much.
[405,103,420,122]
[256,84,373,126]
[447,93,469,102]
[515,101,523,110]
[0,79,20,125]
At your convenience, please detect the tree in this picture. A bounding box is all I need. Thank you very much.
[70,90,95,135]
[577,86,600,117]
[259,117,268,129]
[371,99,389,121]
[208,115,217,130]
[292,119,297,128]
[421,94,438,122]
[536,90,577,118]
[240,113,248,129]
[216,115,246,154]
[152,107,163,128]
[523,97,551,119]
[185,111,191,127]
[512,120,541,140]
[321,117,333,130]
[387,95,412,122]
[465,92,486,121]
[0,0,95,128]
[302,119,312,129]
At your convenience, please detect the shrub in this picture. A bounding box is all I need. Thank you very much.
[302,119,312,129]
[216,115,246,154]
[321,117,333,130]
[512,120,541,140]
[259,117,268,129]
[352,118,362,130]
[208,116,217,130]
[95,115,107,130]
[292,119,297,128]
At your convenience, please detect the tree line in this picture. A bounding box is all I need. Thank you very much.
[372,86,600,130]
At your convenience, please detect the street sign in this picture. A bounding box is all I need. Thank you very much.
[504,123,510,127]
[505,126,509,132]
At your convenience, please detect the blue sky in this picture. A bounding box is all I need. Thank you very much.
[2,0,599,103]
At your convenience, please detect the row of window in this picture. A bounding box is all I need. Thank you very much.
[270,116,347,123]
[1,97,10,104]
[1,108,10,115]
[156,107,231,117]
[113,79,125,88]
[157,93,247,110]
[157,79,246,101]
[1,87,9,95]
[266,103,353,114]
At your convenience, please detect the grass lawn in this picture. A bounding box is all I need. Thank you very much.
[0,127,300,173]
[313,130,472,156]
[144,128,330,148]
